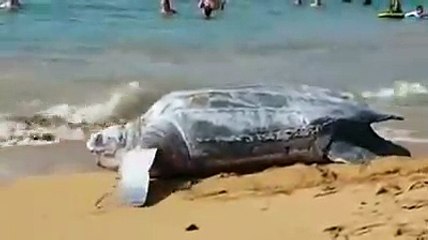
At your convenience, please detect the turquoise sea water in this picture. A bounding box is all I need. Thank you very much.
[0,0,428,127]
[0,0,409,59]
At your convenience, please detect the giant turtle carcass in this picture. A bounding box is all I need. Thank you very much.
[86,85,411,206]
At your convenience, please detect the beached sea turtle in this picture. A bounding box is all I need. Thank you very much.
[86,85,410,206]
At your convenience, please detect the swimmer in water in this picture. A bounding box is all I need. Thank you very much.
[0,0,21,10]
[363,0,372,6]
[294,0,302,6]
[310,0,322,7]
[388,0,402,13]
[198,0,226,19]
[160,0,177,15]
[405,5,428,18]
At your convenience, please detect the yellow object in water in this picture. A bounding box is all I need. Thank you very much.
[377,11,404,18]
[377,0,404,18]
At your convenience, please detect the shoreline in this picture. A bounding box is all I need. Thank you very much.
[0,139,427,180]
[0,140,101,180]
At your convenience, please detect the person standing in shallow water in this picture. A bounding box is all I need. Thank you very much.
[310,0,322,7]
[388,0,402,13]
[294,0,322,7]
[0,0,21,10]
[363,0,372,6]
[342,0,371,6]
[160,0,177,16]
[198,0,226,19]
[294,0,302,5]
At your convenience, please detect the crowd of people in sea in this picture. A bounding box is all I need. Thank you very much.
[0,0,427,19]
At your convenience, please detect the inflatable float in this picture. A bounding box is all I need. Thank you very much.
[377,11,404,18]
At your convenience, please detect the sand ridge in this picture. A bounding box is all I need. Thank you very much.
[181,157,428,200]
[1,157,428,240]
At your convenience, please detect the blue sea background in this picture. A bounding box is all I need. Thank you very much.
[0,0,427,139]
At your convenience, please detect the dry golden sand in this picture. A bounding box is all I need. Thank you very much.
[1,157,428,240]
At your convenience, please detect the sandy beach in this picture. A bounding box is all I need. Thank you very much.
[1,141,428,240]
[2,0,428,239]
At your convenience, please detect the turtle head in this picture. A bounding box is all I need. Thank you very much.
[86,125,128,171]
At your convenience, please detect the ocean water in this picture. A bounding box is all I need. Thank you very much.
[0,0,428,146]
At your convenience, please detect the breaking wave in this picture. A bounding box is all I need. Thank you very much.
[359,81,428,105]
[38,81,155,124]
[0,81,159,148]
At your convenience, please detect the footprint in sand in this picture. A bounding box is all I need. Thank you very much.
[394,222,428,239]
[314,185,338,198]
[348,222,385,236]
[324,222,385,239]
[400,199,428,210]
[407,180,428,192]
[323,225,346,240]
[375,183,403,196]
[353,200,385,218]
[315,166,338,183]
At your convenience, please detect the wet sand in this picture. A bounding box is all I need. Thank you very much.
[0,141,428,240]
[0,140,425,179]
[0,141,100,180]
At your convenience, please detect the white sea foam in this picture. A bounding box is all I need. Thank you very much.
[39,81,146,124]
[0,81,151,148]
[0,120,27,140]
[0,120,89,148]
[361,81,428,100]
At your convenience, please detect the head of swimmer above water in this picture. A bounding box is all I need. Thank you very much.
[416,5,424,14]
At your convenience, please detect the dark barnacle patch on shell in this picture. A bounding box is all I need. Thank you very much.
[196,125,321,144]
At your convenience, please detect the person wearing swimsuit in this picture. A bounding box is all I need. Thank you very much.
[405,5,428,18]
[388,0,402,13]
[294,0,302,6]
[160,0,177,16]
[198,0,226,19]
[0,0,21,10]
[310,0,322,7]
